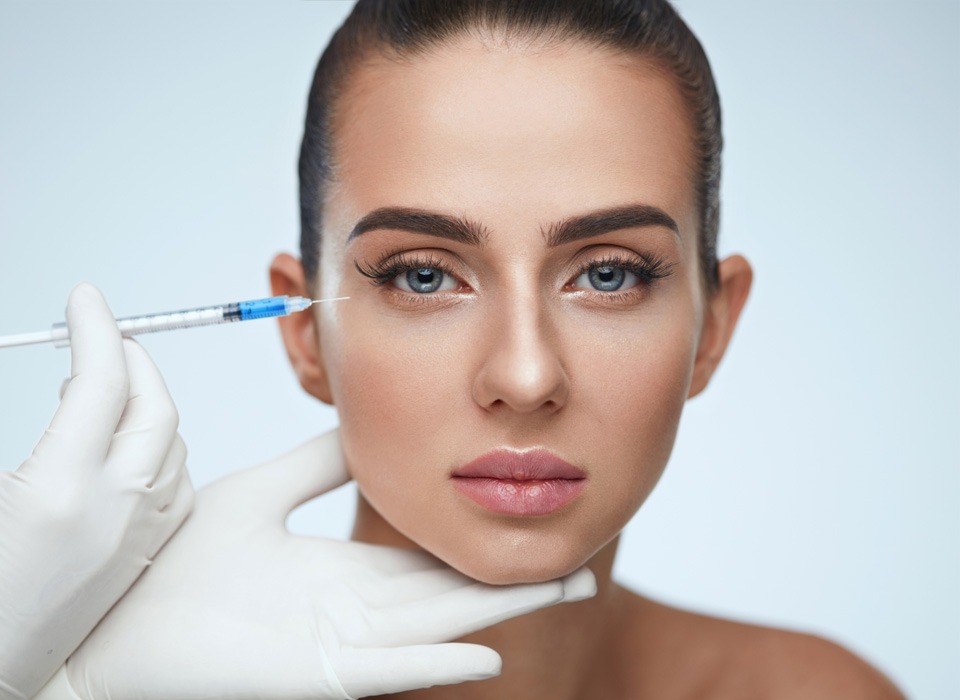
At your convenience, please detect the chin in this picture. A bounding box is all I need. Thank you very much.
[354,484,618,585]
[456,563,582,586]
[427,525,600,586]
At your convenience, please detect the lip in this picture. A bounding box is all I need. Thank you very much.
[451,449,587,516]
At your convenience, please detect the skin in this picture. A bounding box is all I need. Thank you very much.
[270,33,903,700]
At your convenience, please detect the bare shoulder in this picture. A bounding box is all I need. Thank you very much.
[614,586,906,700]
[742,625,906,699]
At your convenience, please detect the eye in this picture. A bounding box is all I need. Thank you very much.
[573,264,640,292]
[354,253,465,296]
[567,252,674,295]
[394,267,459,294]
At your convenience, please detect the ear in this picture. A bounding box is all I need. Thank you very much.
[687,254,753,399]
[269,253,334,405]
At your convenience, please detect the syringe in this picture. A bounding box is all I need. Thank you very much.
[0,295,349,349]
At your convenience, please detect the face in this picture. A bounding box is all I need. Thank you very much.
[278,35,744,585]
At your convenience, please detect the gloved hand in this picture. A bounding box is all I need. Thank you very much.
[0,283,195,700]
[40,428,596,700]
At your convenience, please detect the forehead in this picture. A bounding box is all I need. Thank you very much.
[324,36,698,249]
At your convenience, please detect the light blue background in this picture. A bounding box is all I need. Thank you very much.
[1,2,957,698]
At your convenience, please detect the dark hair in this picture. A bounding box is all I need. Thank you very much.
[299,0,721,297]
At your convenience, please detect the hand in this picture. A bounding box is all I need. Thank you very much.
[0,283,194,700]
[54,429,596,700]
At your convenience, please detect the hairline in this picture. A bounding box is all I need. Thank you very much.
[308,19,717,302]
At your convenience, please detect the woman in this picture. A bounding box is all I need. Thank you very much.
[265,0,903,696]
[37,0,908,697]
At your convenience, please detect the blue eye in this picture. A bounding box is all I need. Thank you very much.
[355,251,674,299]
[573,264,640,292]
[395,267,457,294]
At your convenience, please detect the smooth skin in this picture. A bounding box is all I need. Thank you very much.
[271,33,903,699]
[48,429,597,700]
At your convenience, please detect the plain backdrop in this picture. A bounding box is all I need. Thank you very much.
[1,1,957,698]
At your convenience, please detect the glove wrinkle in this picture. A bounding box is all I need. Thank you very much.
[1,284,194,700]
[49,426,595,699]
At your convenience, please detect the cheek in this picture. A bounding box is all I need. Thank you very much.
[324,313,470,493]
[608,323,694,444]
[321,285,701,582]
[570,308,698,510]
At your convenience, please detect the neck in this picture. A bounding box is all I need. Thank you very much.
[350,493,629,700]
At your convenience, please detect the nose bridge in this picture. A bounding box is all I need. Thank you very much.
[472,282,569,414]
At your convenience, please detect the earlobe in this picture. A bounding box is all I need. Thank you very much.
[687,254,753,399]
[269,253,335,405]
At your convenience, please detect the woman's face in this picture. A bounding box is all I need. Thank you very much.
[306,36,711,584]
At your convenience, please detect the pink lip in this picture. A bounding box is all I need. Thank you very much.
[451,449,586,516]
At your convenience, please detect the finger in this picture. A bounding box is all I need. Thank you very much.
[114,433,188,559]
[146,466,195,561]
[333,540,445,576]
[224,428,348,524]
[559,566,597,602]
[40,283,128,471]
[338,643,501,698]
[372,578,567,646]
[359,565,475,609]
[283,539,447,595]
[103,339,180,484]
[363,566,595,610]
[146,433,188,505]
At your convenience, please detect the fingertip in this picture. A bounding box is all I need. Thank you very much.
[71,281,97,297]
[120,336,146,358]
[67,281,102,310]
[120,337,165,385]
[433,645,502,682]
[471,646,502,679]
[561,566,597,603]
[64,282,116,338]
[339,643,502,698]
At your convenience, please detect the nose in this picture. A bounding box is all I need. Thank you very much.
[472,298,570,415]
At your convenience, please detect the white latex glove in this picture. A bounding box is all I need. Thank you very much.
[0,283,194,700]
[41,428,596,700]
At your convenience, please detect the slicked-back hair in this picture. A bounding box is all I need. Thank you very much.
[299,0,722,297]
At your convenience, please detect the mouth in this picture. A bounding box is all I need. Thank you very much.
[451,448,587,516]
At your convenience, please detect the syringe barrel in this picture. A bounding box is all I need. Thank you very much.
[49,296,299,347]
[51,305,232,347]
[235,296,292,320]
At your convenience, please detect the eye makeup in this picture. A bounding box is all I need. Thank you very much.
[354,251,462,289]
[567,252,674,289]
[353,247,675,308]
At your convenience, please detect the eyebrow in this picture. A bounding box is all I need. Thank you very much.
[347,203,681,248]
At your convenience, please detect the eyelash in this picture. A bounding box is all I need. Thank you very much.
[569,253,675,293]
[353,251,675,304]
[355,252,452,288]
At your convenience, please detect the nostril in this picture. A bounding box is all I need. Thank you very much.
[471,323,570,413]
[477,375,566,410]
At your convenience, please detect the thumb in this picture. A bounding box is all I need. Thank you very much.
[216,428,349,525]
[31,283,128,478]
[338,644,501,698]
